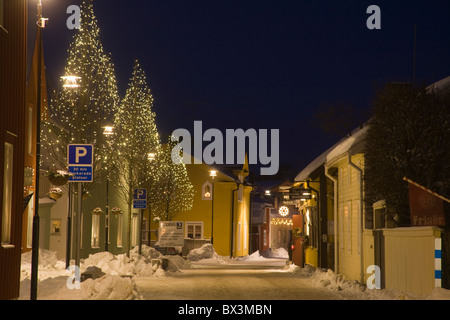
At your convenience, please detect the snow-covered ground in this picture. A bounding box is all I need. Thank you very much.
[18,244,450,300]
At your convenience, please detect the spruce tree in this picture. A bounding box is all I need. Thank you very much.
[41,0,119,192]
[151,137,194,221]
[113,60,160,254]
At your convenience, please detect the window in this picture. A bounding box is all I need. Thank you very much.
[2,142,13,245]
[91,214,100,248]
[26,195,34,248]
[117,214,123,248]
[131,213,139,247]
[345,202,352,253]
[244,222,247,250]
[185,222,203,239]
[202,181,212,200]
[238,222,242,250]
[51,219,61,234]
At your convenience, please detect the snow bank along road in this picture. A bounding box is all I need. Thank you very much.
[134,263,342,300]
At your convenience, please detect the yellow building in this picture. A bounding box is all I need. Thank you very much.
[149,159,253,257]
[324,125,368,283]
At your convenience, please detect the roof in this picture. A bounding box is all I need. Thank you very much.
[325,124,369,164]
[294,144,337,182]
[294,124,369,181]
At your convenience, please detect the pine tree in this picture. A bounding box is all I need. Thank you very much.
[41,0,119,192]
[113,60,160,254]
[151,137,194,221]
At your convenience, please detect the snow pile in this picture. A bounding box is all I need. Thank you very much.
[186,244,218,262]
[80,276,143,300]
[19,245,192,300]
[283,264,450,300]
[21,249,69,281]
[20,275,143,300]
[261,247,289,259]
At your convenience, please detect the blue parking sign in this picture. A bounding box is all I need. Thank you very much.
[68,144,94,182]
[68,144,94,165]
[133,189,147,209]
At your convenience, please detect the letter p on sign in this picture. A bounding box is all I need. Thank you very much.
[76,147,87,163]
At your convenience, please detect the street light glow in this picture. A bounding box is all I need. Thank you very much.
[61,75,81,88]
[148,152,156,161]
[209,170,217,178]
[103,126,114,136]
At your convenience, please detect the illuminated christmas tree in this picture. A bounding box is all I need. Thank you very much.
[41,0,119,191]
[151,137,194,221]
[113,60,161,254]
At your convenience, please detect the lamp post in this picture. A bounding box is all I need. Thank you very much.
[209,170,217,246]
[60,75,81,269]
[138,152,155,255]
[30,0,48,301]
[103,126,114,252]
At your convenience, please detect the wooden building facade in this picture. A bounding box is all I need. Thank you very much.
[0,0,27,300]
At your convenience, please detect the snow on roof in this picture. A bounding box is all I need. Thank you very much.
[427,76,450,95]
[294,125,369,181]
[326,125,369,164]
[294,144,336,182]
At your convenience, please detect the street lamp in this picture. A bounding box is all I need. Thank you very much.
[209,170,217,245]
[61,75,81,89]
[103,125,114,252]
[139,152,156,255]
[61,74,81,270]
[31,0,48,301]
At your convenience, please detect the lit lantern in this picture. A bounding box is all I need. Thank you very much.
[279,205,289,217]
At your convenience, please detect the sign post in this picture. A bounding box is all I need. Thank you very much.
[159,221,184,248]
[133,189,147,255]
[68,144,94,267]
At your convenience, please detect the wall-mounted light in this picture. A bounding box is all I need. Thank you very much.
[279,205,289,217]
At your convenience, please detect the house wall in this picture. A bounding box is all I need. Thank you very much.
[334,153,365,282]
[0,0,27,300]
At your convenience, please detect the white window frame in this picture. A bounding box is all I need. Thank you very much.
[117,214,123,248]
[185,221,203,240]
[339,203,344,251]
[26,194,34,248]
[131,213,139,247]
[238,222,242,251]
[345,202,352,253]
[91,214,100,248]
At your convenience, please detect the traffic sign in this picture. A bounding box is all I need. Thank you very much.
[68,144,94,165]
[68,144,94,182]
[133,188,147,209]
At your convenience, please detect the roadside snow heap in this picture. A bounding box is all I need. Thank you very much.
[19,245,191,300]
[186,243,218,261]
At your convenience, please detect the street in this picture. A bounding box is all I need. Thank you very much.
[135,262,342,300]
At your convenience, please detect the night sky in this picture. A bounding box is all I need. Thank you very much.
[31,0,450,176]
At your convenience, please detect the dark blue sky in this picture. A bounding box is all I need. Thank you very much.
[33,0,450,175]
